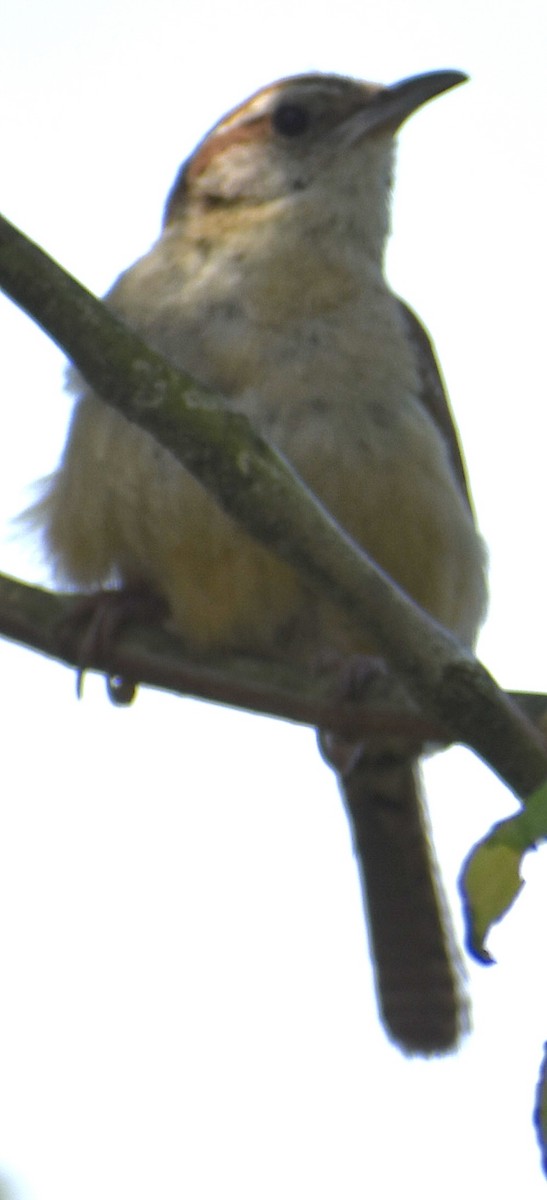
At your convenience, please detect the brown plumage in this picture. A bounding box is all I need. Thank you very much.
[28,71,487,1053]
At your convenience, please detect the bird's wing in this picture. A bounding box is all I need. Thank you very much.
[397,298,473,511]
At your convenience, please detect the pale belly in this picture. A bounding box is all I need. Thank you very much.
[39,383,486,661]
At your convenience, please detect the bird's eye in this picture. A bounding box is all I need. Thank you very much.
[272,102,311,137]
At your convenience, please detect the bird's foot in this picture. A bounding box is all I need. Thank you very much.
[59,585,168,703]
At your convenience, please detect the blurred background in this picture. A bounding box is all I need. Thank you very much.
[1,0,547,1195]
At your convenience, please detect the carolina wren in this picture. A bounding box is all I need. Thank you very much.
[30,70,487,1054]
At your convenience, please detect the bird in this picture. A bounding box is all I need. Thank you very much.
[28,69,487,1054]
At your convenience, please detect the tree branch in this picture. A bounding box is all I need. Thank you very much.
[0,569,445,737]
[1,212,546,798]
[2,568,546,751]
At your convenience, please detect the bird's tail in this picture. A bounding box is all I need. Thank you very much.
[323,735,466,1055]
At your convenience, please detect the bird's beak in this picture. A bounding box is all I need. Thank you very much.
[345,70,468,143]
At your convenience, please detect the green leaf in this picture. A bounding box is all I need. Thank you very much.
[459,780,547,962]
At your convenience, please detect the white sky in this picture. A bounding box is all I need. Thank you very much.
[2,0,547,1196]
